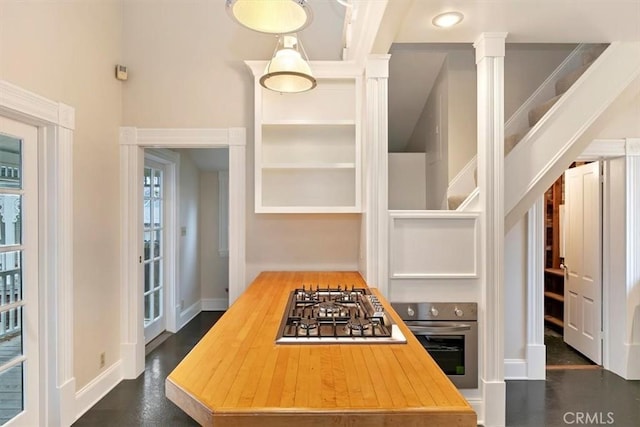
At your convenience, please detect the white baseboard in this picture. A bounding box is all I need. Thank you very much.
[527,344,546,380]
[75,360,123,421]
[120,341,145,379]
[178,300,201,329]
[59,377,77,427]
[482,379,506,427]
[626,343,640,379]
[504,358,528,379]
[202,298,228,311]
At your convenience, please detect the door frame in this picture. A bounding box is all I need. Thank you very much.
[119,127,246,379]
[525,138,637,379]
[143,149,178,343]
[0,80,76,425]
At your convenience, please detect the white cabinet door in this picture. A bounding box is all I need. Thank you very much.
[564,161,602,364]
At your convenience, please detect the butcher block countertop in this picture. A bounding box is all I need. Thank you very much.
[166,271,476,427]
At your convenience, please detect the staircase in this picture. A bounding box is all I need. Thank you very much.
[447,42,640,227]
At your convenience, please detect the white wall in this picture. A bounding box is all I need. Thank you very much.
[388,153,426,210]
[504,217,528,360]
[200,172,229,304]
[406,61,448,209]
[121,0,362,287]
[447,50,477,182]
[0,1,123,390]
[593,78,640,138]
[178,152,201,311]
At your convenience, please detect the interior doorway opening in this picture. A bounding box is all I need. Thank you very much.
[120,127,246,379]
[542,161,602,369]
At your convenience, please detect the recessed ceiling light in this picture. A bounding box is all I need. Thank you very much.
[432,11,464,28]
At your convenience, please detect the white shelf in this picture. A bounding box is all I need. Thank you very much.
[249,65,362,213]
[262,120,356,126]
[256,206,362,214]
[262,162,356,170]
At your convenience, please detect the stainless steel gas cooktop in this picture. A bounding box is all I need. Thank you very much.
[275,285,406,344]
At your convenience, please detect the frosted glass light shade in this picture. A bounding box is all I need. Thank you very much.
[260,35,316,93]
[226,0,313,34]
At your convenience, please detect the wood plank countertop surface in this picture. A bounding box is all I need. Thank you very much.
[166,271,476,427]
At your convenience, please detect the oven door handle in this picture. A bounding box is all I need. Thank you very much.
[407,325,471,334]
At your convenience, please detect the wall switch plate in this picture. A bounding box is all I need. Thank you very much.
[115,64,128,81]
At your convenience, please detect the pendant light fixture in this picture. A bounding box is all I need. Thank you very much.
[260,34,317,93]
[226,0,313,34]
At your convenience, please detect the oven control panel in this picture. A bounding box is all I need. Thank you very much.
[390,302,477,321]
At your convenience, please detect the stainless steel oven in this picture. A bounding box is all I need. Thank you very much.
[392,302,478,389]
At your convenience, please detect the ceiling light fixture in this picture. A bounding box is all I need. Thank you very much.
[432,11,464,28]
[260,34,316,93]
[226,0,313,34]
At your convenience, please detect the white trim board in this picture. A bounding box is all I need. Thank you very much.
[504,359,528,380]
[389,211,480,279]
[0,80,76,426]
[178,300,202,331]
[74,361,123,422]
[119,127,246,380]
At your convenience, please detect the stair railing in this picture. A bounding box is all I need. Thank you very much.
[445,43,591,210]
[504,44,588,141]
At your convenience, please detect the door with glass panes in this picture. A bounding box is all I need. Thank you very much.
[143,160,166,344]
[0,117,38,427]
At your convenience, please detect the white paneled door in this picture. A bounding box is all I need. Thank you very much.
[564,161,602,364]
[0,118,38,426]
[143,159,166,344]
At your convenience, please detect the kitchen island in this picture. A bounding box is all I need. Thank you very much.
[166,271,476,426]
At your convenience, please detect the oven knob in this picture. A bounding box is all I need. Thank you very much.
[454,307,464,317]
[430,307,439,317]
[407,307,415,317]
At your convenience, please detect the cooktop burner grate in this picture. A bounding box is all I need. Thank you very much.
[276,285,406,344]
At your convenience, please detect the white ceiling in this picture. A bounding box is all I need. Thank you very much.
[186,148,229,172]
[380,0,640,45]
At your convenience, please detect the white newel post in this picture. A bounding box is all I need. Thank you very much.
[474,32,507,426]
[363,55,390,295]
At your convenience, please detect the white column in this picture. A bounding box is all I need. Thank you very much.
[624,138,640,379]
[227,127,246,304]
[526,198,546,379]
[119,127,146,379]
[363,55,390,295]
[474,32,507,427]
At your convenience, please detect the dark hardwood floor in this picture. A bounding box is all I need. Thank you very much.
[74,312,640,427]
